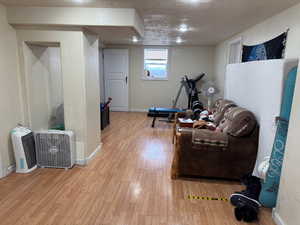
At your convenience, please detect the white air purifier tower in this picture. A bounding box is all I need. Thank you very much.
[11,127,37,173]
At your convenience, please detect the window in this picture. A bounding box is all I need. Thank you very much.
[228,37,242,64]
[143,48,169,80]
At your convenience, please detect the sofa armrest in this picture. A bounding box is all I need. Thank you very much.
[227,125,259,156]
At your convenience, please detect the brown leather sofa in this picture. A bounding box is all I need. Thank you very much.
[172,105,259,180]
[173,99,236,143]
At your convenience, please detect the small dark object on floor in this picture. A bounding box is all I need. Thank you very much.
[101,98,112,130]
[235,204,259,222]
[230,174,262,223]
[101,106,110,130]
[240,173,261,186]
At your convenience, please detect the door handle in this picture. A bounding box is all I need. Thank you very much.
[125,76,128,84]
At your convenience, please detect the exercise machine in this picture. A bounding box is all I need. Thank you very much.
[148,73,205,127]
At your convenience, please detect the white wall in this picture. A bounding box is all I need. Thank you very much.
[214,2,300,97]
[275,70,300,225]
[18,30,102,163]
[16,29,98,163]
[48,47,64,115]
[0,4,23,177]
[24,44,63,131]
[25,44,51,130]
[99,44,105,103]
[213,3,300,225]
[106,46,215,111]
[83,32,101,158]
[0,4,102,172]
[7,7,144,37]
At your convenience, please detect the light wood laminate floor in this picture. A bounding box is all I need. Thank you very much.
[0,112,275,225]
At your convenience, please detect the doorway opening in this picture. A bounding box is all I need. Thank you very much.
[24,42,65,131]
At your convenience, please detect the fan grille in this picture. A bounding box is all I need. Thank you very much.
[35,133,72,168]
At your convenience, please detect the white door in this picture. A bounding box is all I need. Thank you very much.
[104,49,129,111]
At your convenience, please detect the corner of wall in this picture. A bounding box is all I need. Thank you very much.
[76,143,102,166]
[273,209,286,225]
[0,3,24,177]
[82,32,101,159]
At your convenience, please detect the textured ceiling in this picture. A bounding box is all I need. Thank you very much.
[1,0,300,45]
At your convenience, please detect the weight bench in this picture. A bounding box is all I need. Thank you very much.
[148,107,184,127]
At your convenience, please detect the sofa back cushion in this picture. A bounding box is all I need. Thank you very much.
[213,99,237,125]
[218,107,257,137]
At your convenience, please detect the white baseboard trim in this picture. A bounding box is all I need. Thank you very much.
[130,108,148,112]
[7,165,16,174]
[86,143,102,164]
[75,159,86,166]
[273,209,286,225]
[2,165,16,178]
[76,143,102,166]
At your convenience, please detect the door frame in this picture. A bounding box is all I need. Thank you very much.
[103,48,129,112]
[227,36,243,64]
[0,154,3,178]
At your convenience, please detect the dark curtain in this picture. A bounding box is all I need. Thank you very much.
[242,32,288,62]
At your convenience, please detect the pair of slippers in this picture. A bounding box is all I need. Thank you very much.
[230,174,262,223]
[231,194,260,222]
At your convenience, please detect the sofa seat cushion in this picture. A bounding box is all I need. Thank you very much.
[192,129,228,150]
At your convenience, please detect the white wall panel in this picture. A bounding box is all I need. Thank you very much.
[225,59,298,177]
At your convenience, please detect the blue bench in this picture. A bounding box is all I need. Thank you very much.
[148,107,184,127]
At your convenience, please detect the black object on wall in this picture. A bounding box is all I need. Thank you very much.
[242,31,288,62]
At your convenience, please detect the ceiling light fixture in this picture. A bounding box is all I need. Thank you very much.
[132,36,138,43]
[176,37,183,44]
[181,0,211,4]
[72,0,87,4]
[179,24,189,33]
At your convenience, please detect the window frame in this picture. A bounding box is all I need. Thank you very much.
[142,47,170,81]
[228,37,243,64]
